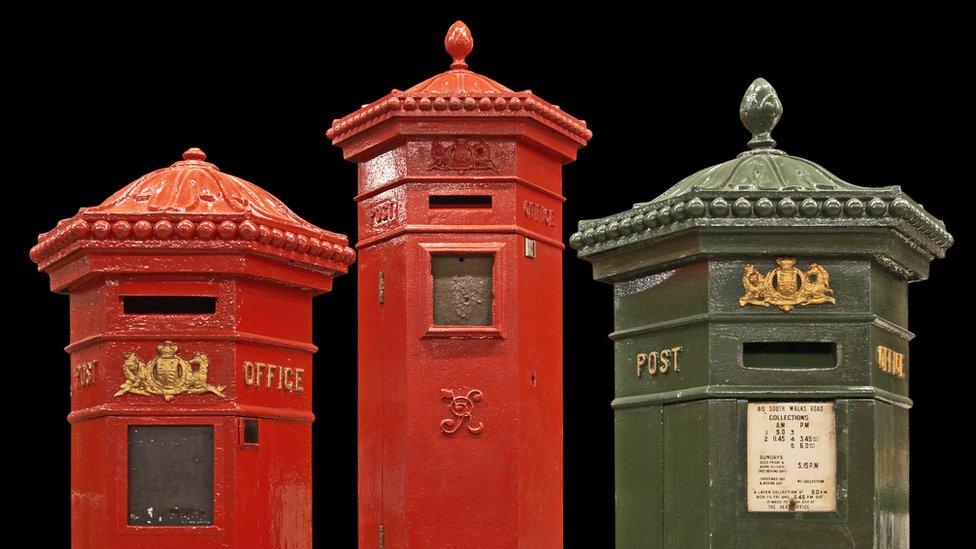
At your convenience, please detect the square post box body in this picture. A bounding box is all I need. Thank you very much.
[328,22,590,548]
[31,148,355,548]
[570,80,951,548]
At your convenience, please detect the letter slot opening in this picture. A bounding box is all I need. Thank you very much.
[123,296,217,315]
[743,342,837,369]
[429,195,492,208]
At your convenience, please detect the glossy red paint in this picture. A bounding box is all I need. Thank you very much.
[31,148,354,548]
[329,21,590,548]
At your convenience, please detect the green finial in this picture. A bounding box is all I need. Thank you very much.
[740,78,782,150]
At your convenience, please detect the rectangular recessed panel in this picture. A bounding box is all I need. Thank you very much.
[123,296,217,315]
[432,254,493,326]
[743,342,837,369]
[128,425,214,526]
[429,195,492,208]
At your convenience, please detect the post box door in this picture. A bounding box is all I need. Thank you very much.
[359,249,380,544]
[127,424,215,526]
[377,251,387,541]
[360,245,399,545]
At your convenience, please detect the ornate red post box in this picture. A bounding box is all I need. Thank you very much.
[30,148,355,548]
[327,21,590,548]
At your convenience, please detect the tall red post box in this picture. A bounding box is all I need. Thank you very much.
[328,22,590,547]
[30,148,355,548]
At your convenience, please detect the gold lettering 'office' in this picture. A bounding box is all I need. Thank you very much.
[242,361,306,393]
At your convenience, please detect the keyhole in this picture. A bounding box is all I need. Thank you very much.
[530,372,537,387]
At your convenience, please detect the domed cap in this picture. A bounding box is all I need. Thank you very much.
[655,78,871,200]
[31,148,356,273]
[403,21,513,95]
[326,21,591,146]
[570,78,952,274]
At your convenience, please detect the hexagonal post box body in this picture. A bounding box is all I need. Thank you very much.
[570,80,951,548]
[328,22,590,548]
[31,148,355,548]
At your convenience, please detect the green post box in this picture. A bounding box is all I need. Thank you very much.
[570,79,951,548]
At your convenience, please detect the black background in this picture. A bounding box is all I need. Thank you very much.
[9,11,970,547]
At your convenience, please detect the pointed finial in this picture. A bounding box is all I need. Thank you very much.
[182,147,207,161]
[445,21,473,70]
[740,78,783,150]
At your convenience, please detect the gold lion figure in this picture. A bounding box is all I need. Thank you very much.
[740,264,769,307]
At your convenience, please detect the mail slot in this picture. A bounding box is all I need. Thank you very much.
[328,21,590,548]
[571,79,951,547]
[30,147,355,548]
[742,342,837,369]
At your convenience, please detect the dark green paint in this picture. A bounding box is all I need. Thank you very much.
[573,79,949,548]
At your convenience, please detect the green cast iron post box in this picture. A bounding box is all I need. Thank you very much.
[570,79,951,548]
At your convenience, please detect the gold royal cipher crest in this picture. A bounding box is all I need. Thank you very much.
[739,258,836,312]
[115,341,226,401]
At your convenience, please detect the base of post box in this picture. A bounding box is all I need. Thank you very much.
[614,397,908,548]
[71,415,313,548]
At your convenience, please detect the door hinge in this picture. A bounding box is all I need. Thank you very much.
[378,271,385,304]
[379,523,385,549]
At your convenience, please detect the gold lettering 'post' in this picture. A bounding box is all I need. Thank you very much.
[73,360,97,388]
[635,346,683,378]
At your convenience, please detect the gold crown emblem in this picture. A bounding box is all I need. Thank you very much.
[115,340,225,402]
[739,258,836,312]
[157,341,179,357]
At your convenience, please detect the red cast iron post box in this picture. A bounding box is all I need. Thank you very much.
[328,21,590,548]
[30,148,355,548]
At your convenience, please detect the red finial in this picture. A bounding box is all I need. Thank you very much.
[445,20,473,70]
[182,147,207,162]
